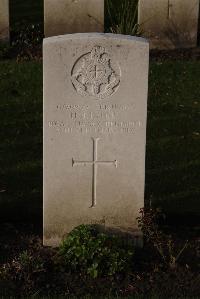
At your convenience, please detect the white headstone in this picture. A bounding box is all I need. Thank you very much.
[138,0,199,49]
[0,0,9,42]
[43,33,149,247]
[44,0,104,37]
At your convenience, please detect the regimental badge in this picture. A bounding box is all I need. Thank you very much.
[71,46,121,99]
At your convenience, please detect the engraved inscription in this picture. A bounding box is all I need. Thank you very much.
[71,46,121,99]
[72,138,117,207]
[48,103,142,135]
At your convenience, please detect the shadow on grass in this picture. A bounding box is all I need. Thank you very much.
[0,60,42,227]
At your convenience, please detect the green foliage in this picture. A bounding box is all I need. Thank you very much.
[11,23,43,61]
[0,220,199,297]
[0,22,43,61]
[105,0,141,36]
[58,225,134,278]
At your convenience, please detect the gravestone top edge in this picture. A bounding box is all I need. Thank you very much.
[43,33,149,46]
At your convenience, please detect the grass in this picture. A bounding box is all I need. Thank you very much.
[0,61,42,224]
[0,59,199,225]
[146,61,200,223]
[105,0,139,35]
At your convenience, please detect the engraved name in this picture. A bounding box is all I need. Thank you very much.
[48,102,141,135]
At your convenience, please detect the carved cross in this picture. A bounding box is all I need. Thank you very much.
[89,64,104,79]
[72,138,117,207]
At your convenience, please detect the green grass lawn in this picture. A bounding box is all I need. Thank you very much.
[0,59,200,225]
[146,61,200,222]
[0,61,42,224]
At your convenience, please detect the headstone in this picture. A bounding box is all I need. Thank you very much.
[43,33,149,247]
[138,0,199,49]
[0,0,9,42]
[44,0,104,37]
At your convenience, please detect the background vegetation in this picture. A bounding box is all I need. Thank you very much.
[105,0,140,35]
